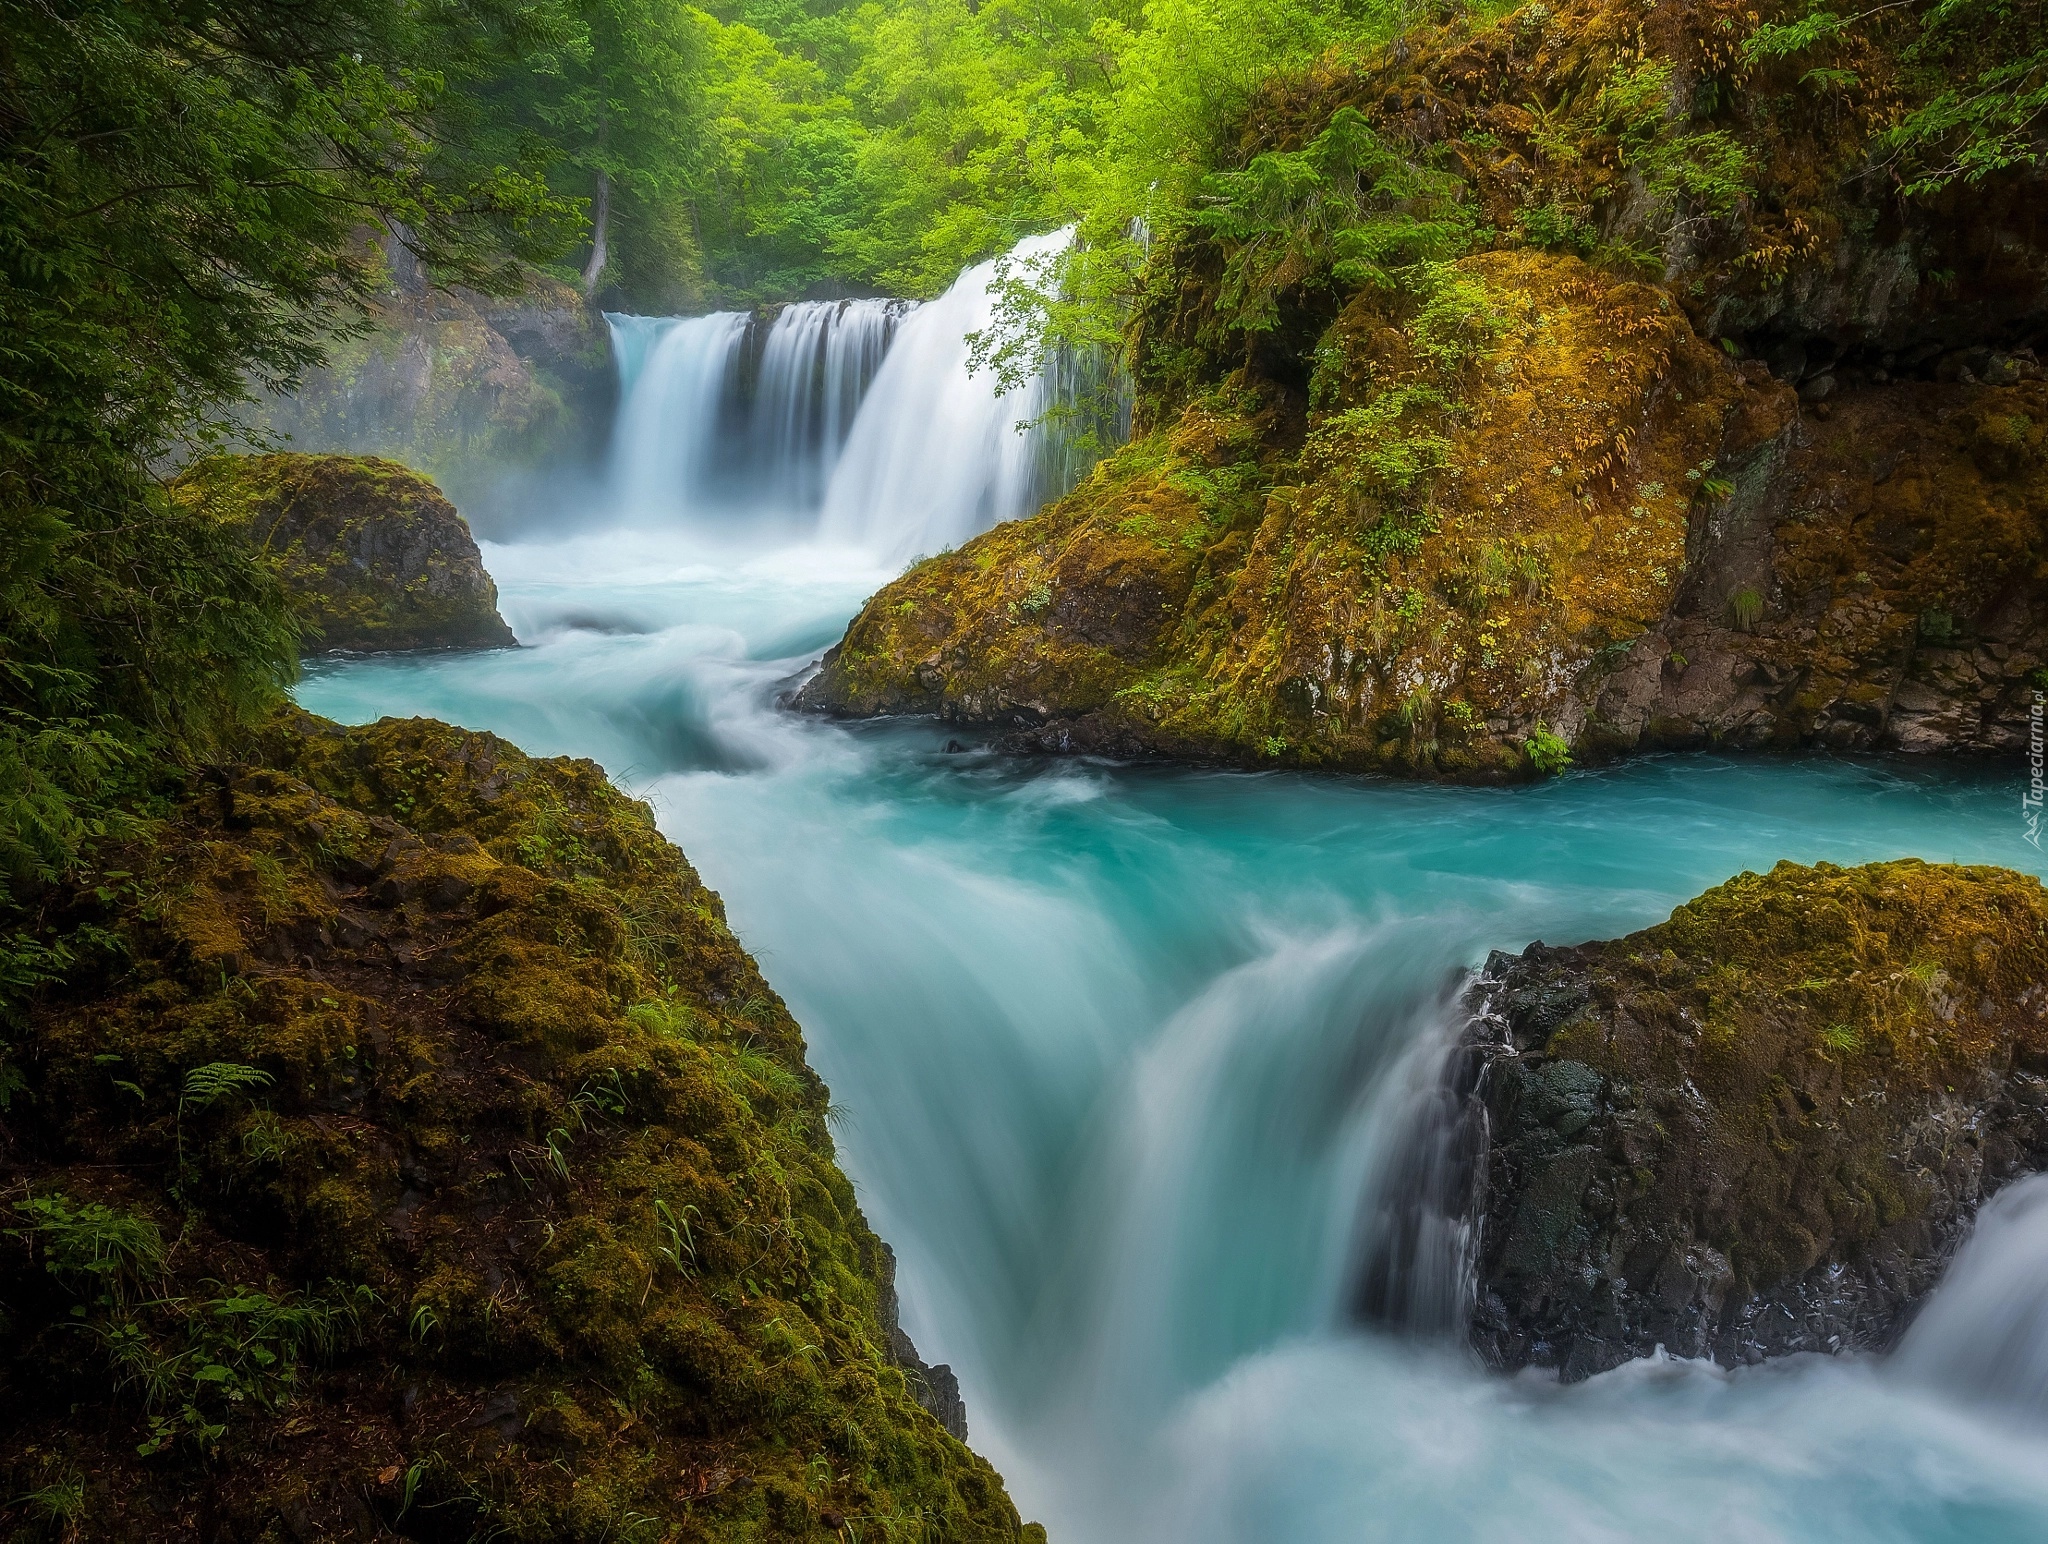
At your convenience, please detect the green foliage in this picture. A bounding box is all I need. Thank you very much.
[1408,264,1510,373]
[116,1286,372,1456]
[653,1197,702,1276]
[1821,1021,1864,1053]
[9,1196,167,1307]
[1297,262,1507,554]
[1516,200,1599,254]
[580,0,1413,310]
[0,496,299,940]
[454,0,711,304]
[10,1193,370,1455]
[1887,0,2048,191]
[0,0,573,1008]
[1740,0,2048,194]
[1167,459,1268,526]
[180,1063,274,1114]
[1525,726,1573,775]
[1308,386,1455,520]
[1195,107,1475,334]
[10,1468,86,1536]
[1598,60,1752,221]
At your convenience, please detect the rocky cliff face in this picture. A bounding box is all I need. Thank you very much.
[174,453,517,653]
[799,0,2048,778]
[1402,860,2048,1380]
[239,236,615,518]
[1583,376,2048,758]
[0,712,1037,1541]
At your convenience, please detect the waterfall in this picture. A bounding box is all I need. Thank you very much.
[603,230,1114,556]
[818,228,1077,561]
[1341,992,1488,1338]
[607,311,749,521]
[605,299,908,522]
[748,299,910,508]
[1894,1172,2048,1420]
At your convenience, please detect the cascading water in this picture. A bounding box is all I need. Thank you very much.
[1895,1173,2048,1421]
[298,234,2048,1543]
[605,298,908,522]
[606,311,750,520]
[747,299,910,508]
[818,228,1080,559]
[602,231,1091,557]
[1342,1005,1487,1338]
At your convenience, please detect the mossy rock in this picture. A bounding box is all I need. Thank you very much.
[802,251,1748,777]
[1426,859,2048,1379]
[1583,377,2048,758]
[174,453,517,654]
[235,243,617,506]
[0,710,1038,1542]
[802,0,2048,779]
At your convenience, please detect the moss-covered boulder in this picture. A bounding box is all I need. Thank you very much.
[801,250,1757,775]
[799,0,2048,777]
[0,711,1036,1542]
[175,453,517,653]
[1434,860,2048,1379]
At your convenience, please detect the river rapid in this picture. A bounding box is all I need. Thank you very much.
[298,245,2048,1544]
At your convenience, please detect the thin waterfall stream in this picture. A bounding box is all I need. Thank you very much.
[299,238,2048,1543]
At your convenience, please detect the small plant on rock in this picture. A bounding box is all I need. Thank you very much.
[1526,726,1573,775]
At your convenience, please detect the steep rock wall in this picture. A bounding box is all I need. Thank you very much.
[239,237,614,519]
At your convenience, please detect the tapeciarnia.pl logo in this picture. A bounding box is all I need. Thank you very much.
[2027,691,2045,849]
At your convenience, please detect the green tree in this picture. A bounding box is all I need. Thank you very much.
[0,0,569,989]
[456,0,712,305]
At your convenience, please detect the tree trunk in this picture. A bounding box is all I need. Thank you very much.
[582,168,610,296]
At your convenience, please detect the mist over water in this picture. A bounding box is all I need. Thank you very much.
[300,241,2048,1542]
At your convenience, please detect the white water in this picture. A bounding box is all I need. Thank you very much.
[751,299,909,508]
[1897,1174,2048,1424]
[606,311,750,521]
[601,229,1077,559]
[299,239,2048,1542]
[819,228,1074,559]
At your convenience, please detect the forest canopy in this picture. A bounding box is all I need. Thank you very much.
[455,0,1410,308]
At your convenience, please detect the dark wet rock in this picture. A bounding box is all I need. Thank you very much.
[1445,860,2048,1380]
[878,1241,970,1440]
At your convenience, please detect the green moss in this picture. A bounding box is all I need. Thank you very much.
[804,0,2048,778]
[172,454,516,654]
[809,252,1740,779]
[1558,859,2048,1290]
[0,709,1033,1541]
